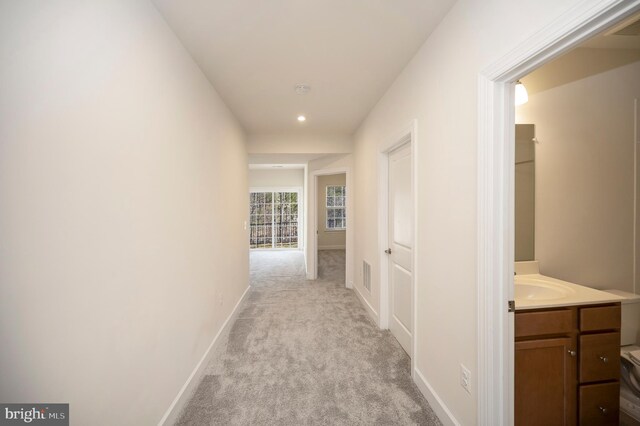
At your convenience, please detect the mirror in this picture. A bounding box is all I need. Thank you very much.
[515,124,535,261]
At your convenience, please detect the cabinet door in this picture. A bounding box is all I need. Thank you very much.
[516,337,576,426]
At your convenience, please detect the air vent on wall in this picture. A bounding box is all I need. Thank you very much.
[363,261,371,292]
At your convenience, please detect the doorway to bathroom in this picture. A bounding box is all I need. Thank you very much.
[477,2,640,424]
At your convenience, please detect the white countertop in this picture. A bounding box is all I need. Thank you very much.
[514,273,624,311]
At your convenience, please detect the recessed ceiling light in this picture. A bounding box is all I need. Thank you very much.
[297,115,306,122]
[295,84,311,95]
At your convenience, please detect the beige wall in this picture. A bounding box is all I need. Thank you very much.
[352,0,587,423]
[517,48,640,293]
[248,168,304,188]
[317,174,346,249]
[0,1,248,425]
[247,133,353,154]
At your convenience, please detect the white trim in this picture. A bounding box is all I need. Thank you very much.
[476,1,640,425]
[158,286,251,426]
[318,244,346,250]
[413,368,461,426]
[378,120,418,374]
[309,167,353,289]
[353,284,379,326]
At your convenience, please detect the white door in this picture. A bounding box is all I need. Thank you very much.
[387,143,413,355]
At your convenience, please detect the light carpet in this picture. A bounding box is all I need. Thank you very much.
[175,249,441,425]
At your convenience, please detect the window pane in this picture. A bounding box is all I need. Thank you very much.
[327,219,335,229]
[334,186,343,196]
[327,196,335,207]
[250,191,298,249]
[327,186,335,197]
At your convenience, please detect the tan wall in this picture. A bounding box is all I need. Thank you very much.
[517,48,640,293]
[0,2,248,424]
[317,174,346,249]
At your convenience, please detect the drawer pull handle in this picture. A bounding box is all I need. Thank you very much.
[568,350,577,357]
[599,355,609,363]
[598,406,608,415]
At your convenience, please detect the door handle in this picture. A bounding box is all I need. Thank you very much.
[384,248,392,254]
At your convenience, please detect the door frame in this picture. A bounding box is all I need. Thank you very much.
[477,1,640,424]
[248,186,304,250]
[379,119,418,372]
[309,167,353,288]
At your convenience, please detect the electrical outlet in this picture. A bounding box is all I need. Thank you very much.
[460,364,471,394]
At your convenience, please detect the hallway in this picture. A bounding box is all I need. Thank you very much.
[176,250,440,425]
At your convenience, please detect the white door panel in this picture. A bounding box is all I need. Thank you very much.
[392,244,411,273]
[392,265,412,331]
[390,153,413,248]
[388,143,413,356]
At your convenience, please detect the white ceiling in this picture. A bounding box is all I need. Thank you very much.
[152,0,455,135]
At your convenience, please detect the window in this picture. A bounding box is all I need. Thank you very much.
[326,185,346,230]
[249,191,299,249]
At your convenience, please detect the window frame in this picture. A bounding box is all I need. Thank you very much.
[325,185,346,231]
[249,187,302,250]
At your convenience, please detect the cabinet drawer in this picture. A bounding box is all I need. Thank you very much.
[515,309,574,338]
[579,382,619,426]
[580,305,620,332]
[579,333,620,383]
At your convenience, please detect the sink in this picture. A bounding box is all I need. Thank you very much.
[514,277,576,301]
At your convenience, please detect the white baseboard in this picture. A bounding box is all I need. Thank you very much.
[413,367,460,426]
[158,285,251,426]
[318,245,346,250]
[353,285,379,326]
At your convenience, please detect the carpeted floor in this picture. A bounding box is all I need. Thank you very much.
[175,249,441,425]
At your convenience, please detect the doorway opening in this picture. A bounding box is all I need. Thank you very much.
[477,2,640,424]
[309,166,352,288]
[511,11,640,425]
[315,173,346,283]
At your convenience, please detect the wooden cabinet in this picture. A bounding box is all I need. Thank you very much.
[516,337,576,425]
[515,303,621,426]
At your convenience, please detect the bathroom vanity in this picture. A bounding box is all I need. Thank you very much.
[514,267,624,425]
[516,303,621,425]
